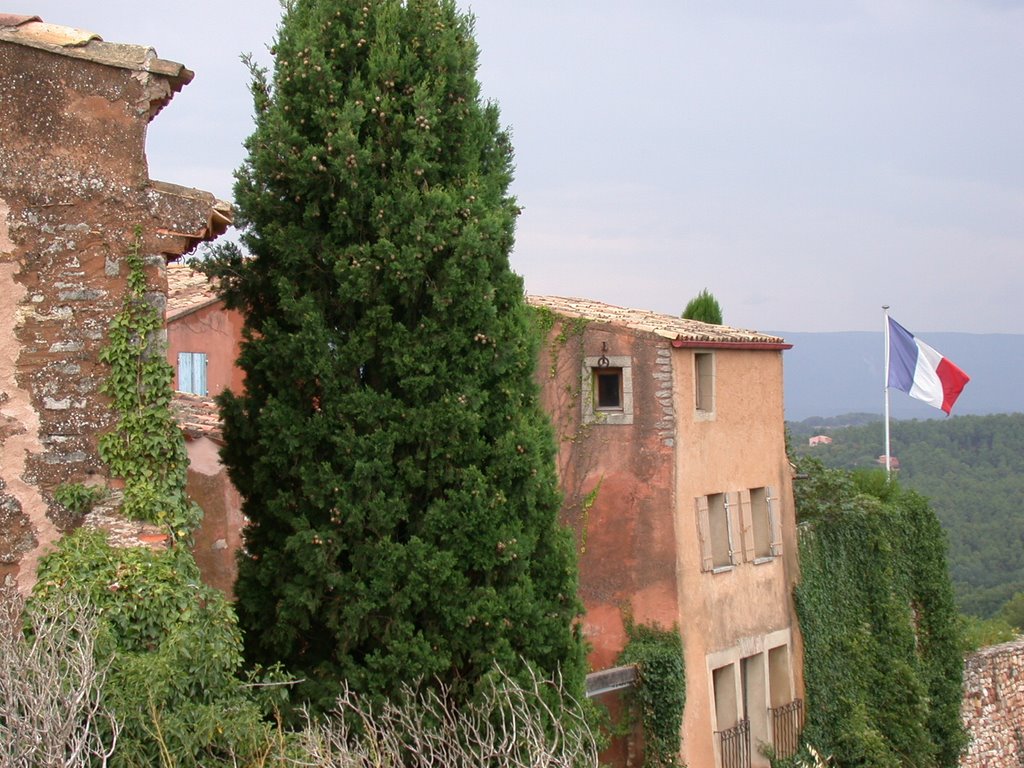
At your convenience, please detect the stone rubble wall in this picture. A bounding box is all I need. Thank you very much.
[0,20,227,593]
[961,637,1024,767]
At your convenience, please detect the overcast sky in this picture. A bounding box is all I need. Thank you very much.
[25,0,1024,333]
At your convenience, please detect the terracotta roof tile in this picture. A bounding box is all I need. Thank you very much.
[527,295,788,347]
[0,13,41,27]
[172,392,223,443]
[166,262,221,320]
[2,19,100,47]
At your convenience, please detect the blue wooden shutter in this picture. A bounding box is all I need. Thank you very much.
[194,353,208,396]
[178,352,192,393]
[177,352,208,395]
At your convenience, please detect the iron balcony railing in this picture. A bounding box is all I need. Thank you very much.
[769,698,805,759]
[716,718,751,768]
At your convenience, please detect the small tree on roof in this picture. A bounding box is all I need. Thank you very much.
[682,288,723,325]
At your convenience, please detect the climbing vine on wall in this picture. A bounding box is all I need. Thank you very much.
[792,457,966,768]
[617,620,686,768]
[529,307,598,545]
[97,228,201,542]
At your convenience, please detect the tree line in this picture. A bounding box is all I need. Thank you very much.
[791,413,1024,619]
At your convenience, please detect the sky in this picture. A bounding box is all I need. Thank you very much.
[22,0,1024,333]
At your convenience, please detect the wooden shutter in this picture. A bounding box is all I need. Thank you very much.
[738,488,755,562]
[724,492,739,565]
[177,352,208,395]
[194,353,208,396]
[695,496,714,572]
[767,486,783,556]
[177,352,192,393]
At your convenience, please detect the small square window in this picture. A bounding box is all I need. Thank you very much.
[595,368,623,410]
[581,355,633,425]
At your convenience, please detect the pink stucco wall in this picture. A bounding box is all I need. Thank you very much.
[537,319,679,670]
[185,434,245,597]
[535,313,803,768]
[166,301,245,396]
[672,345,803,768]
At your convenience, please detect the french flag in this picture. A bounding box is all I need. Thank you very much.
[887,317,970,415]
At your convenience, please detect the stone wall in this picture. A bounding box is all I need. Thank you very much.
[961,637,1024,767]
[0,15,228,592]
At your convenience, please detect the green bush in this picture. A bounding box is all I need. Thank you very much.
[617,622,685,768]
[33,530,284,767]
[959,614,1017,653]
[53,481,105,516]
[793,457,967,767]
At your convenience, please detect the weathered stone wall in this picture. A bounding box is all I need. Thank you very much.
[0,16,228,592]
[961,637,1024,767]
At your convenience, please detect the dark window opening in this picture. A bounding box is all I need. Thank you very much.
[595,369,623,410]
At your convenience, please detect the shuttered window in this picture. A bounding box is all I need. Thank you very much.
[177,352,208,396]
[697,492,737,572]
[767,486,783,557]
[746,486,783,561]
[739,489,756,562]
[704,487,783,570]
[695,351,714,413]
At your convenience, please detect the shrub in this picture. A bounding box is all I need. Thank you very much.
[0,589,118,767]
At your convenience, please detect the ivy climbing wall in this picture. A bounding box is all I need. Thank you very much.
[961,638,1024,768]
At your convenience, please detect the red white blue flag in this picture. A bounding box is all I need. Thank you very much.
[887,317,970,415]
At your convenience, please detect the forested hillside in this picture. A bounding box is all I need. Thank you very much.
[791,413,1024,618]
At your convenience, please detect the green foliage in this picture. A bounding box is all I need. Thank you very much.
[793,456,856,523]
[959,614,1017,653]
[98,229,201,543]
[531,305,559,339]
[617,622,685,768]
[793,456,967,768]
[791,414,1024,617]
[205,0,586,712]
[32,530,281,767]
[768,743,836,768]
[997,591,1024,632]
[53,482,105,516]
[18,231,286,766]
[681,288,723,324]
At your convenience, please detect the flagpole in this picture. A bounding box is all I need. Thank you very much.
[883,305,892,477]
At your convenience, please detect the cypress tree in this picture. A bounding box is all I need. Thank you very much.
[208,0,586,709]
[681,288,723,324]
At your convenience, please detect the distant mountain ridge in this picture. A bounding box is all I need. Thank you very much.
[773,331,1024,422]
